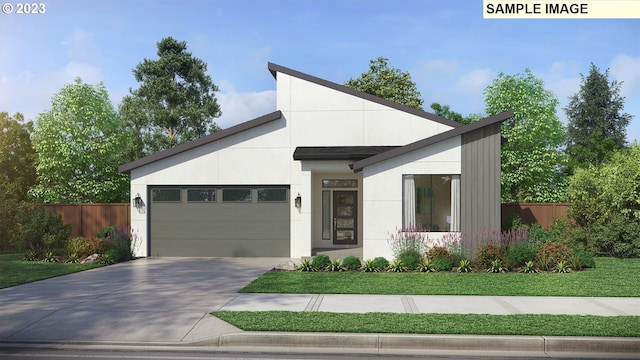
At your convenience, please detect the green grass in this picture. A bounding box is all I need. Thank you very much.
[240,257,640,297]
[0,252,103,289]
[212,311,640,337]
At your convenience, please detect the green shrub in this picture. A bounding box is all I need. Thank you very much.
[536,241,572,270]
[567,250,595,270]
[341,256,361,271]
[100,248,120,264]
[486,259,508,273]
[526,223,557,245]
[416,258,435,272]
[387,259,407,272]
[521,260,538,273]
[10,203,71,253]
[361,259,378,272]
[475,242,506,269]
[67,236,109,260]
[104,227,134,261]
[22,249,38,261]
[371,257,389,271]
[326,258,344,272]
[425,245,451,261]
[591,214,640,258]
[41,251,57,263]
[432,257,453,272]
[456,259,473,273]
[507,243,536,267]
[97,225,117,238]
[311,255,330,270]
[398,251,421,271]
[554,260,571,273]
[296,258,315,272]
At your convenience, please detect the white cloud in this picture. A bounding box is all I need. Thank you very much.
[454,68,496,94]
[215,80,276,129]
[610,53,640,99]
[62,28,98,63]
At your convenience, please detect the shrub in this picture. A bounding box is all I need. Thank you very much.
[67,236,109,260]
[387,225,427,259]
[104,227,134,261]
[486,259,507,273]
[416,258,435,272]
[311,255,330,270]
[521,260,538,273]
[97,225,117,238]
[22,249,38,261]
[41,251,57,263]
[387,259,407,272]
[341,256,361,271]
[432,257,453,272]
[456,259,473,273]
[326,258,344,272]
[507,243,536,267]
[475,242,506,269]
[590,213,640,258]
[10,203,71,253]
[567,250,595,270]
[361,259,378,272]
[554,260,571,273]
[100,248,120,264]
[536,241,572,270]
[425,245,450,261]
[371,257,389,271]
[398,252,421,271]
[296,258,315,272]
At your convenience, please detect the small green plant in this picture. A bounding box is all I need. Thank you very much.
[22,249,38,261]
[100,248,120,264]
[41,251,57,263]
[567,251,595,270]
[296,258,315,272]
[65,253,80,263]
[371,257,389,271]
[311,255,331,270]
[507,243,536,267]
[341,256,361,271]
[456,259,473,273]
[416,258,435,272]
[486,259,507,273]
[554,260,571,273]
[432,257,453,272]
[387,259,407,272]
[326,258,344,272]
[97,225,117,239]
[521,260,538,273]
[360,259,377,272]
[398,252,421,271]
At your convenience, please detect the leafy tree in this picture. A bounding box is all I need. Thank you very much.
[430,102,482,124]
[120,37,221,160]
[484,69,568,202]
[0,112,37,249]
[567,144,640,257]
[564,63,633,171]
[345,57,424,110]
[30,78,129,203]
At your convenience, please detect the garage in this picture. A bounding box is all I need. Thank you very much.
[149,186,290,257]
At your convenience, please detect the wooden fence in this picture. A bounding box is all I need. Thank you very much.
[501,203,570,229]
[44,203,131,238]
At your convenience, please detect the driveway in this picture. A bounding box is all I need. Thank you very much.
[0,257,287,344]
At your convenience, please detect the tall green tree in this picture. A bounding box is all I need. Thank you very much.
[564,63,633,171]
[484,69,568,202]
[120,37,221,160]
[30,78,129,203]
[345,57,424,110]
[430,102,482,124]
[0,112,37,249]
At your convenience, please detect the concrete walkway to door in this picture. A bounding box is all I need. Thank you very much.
[0,257,287,344]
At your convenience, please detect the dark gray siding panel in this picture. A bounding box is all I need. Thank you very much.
[149,188,290,257]
[461,123,501,239]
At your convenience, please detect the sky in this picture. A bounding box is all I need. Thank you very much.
[1,0,639,142]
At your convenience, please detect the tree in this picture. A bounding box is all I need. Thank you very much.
[120,37,221,160]
[430,102,482,124]
[484,69,568,202]
[30,78,129,203]
[345,57,424,110]
[0,112,37,249]
[564,63,633,171]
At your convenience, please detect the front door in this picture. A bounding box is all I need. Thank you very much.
[333,191,357,245]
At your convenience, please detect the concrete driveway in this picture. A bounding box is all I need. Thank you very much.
[0,257,286,344]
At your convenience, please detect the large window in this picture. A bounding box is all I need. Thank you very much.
[151,188,181,202]
[402,175,460,232]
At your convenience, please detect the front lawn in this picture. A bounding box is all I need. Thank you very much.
[240,257,640,297]
[212,311,640,337]
[0,252,103,289]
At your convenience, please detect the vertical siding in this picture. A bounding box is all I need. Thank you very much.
[461,123,501,244]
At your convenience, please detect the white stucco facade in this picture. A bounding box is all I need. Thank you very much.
[121,63,500,260]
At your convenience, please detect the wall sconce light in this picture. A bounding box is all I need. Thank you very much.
[295,193,302,209]
[133,193,143,208]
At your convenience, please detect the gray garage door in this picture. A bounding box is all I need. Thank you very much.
[149,186,290,257]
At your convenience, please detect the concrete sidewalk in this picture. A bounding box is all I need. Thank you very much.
[218,293,640,316]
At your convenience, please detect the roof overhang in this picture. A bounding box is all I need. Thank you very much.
[293,146,401,161]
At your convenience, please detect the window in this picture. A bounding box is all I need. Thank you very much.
[403,175,460,231]
[322,179,358,188]
[222,188,252,202]
[257,188,287,202]
[187,188,216,202]
[322,190,331,240]
[151,188,181,202]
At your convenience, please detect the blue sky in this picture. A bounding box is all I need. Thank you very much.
[1,0,639,141]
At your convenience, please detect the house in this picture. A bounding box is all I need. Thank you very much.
[118,62,513,260]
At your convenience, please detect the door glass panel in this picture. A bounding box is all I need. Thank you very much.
[336,218,354,229]
[322,179,357,188]
[336,231,354,241]
[322,191,331,240]
[335,193,354,205]
[336,206,353,216]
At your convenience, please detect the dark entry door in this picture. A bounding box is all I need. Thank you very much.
[333,191,357,245]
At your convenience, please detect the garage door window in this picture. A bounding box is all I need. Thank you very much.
[223,188,252,202]
[258,188,287,202]
[187,188,216,202]
[152,188,181,202]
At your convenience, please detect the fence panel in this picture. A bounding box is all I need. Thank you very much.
[44,204,131,238]
[501,203,570,229]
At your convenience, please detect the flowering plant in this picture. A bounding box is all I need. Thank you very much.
[387,225,428,259]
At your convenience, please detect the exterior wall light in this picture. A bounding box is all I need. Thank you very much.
[133,193,143,208]
[295,193,302,209]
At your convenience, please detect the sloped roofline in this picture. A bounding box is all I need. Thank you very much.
[118,110,282,174]
[268,62,462,129]
[350,110,514,172]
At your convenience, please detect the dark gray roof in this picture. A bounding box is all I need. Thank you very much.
[350,110,514,172]
[293,146,401,161]
[118,110,282,174]
[267,62,462,129]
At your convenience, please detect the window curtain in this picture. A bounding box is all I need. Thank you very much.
[450,175,460,231]
[403,175,416,229]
